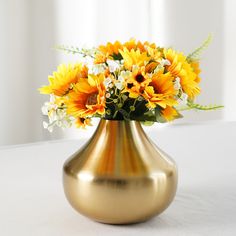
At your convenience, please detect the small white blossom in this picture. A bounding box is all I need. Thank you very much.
[88,63,106,75]
[108,83,114,88]
[43,121,48,129]
[120,70,132,78]
[106,59,120,72]
[159,59,171,66]
[106,93,111,98]
[174,77,181,90]
[177,92,188,105]
[114,75,125,90]
[153,64,163,73]
[41,96,73,132]
[114,81,124,90]
[104,76,113,88]
[41,105,48,115]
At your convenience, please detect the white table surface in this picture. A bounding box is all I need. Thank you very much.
[0,121,236,236]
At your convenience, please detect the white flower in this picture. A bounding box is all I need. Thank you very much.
[41,97,73,132]
[153,64,163,73]
[41,105,49,116]
[88,64,106,75]
[120,70,131,78]
[159,59,171,66]
[104,76,113,88]
[174,77,181,90]
[43,121,48,129]
[153,59,171,74]
[177,92,188,105]
[114,81,124,90]
[106,93,111,98]
[114,75,125,90]
[106,59,120,72]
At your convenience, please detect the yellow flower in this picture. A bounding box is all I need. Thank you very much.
[75,117,92,128]
[39,63,88,96]
[119,48,150,70]
[94,53,107,64]
[123,66,151,98]
[67,74,106,118]
[98,41,123,57]
[191,61,201,83]
[146,46,163,61]
[123,39,156,52]
[161,106,179,121]
[145,61,159,73]
[164,48,200,99]
[143,70,178,108]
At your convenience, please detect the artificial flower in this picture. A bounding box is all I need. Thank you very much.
[39,63,88,96]
[143,70,177,108]
[164,48,200,99]
[66,74,106,118]
[119,48,150,70]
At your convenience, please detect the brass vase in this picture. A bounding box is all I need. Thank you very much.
[63,119,178,224]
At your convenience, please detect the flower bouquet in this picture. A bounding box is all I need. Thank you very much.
[39,36,222,132]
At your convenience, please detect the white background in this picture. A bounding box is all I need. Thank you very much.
[0,0,236,146]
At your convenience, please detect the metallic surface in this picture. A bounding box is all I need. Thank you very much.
[63,119,178,224]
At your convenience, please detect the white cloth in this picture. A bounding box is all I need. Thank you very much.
[0,121,236,236]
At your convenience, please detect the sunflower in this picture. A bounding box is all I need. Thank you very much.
[75,117,92,128]
[123,39,156,52]
[67,74,106,118]
[164,48,200,99]
[190,61,201,83]
[123,66,151,98]
[98,41,123,57]
[161,106,179,121]
[143,70,178,109]
[146,46,163,62]
[119,48,150,70]
[39,63,88,96]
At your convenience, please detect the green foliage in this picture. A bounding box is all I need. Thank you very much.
[186,34,212,62]
[55,45,81,54]
[179,101,224,111]
[54,45,96,58]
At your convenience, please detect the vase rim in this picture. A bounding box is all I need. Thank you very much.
[100,118,141,123]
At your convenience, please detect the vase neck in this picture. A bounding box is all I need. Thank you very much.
[93,119,145,141]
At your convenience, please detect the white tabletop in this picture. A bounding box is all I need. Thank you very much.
[0,121,236,236]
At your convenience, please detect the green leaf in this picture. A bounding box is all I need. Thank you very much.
[186,34,212,62]
[178,101,224,111]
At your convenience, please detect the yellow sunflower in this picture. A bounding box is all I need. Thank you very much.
[39,63,88,96]
[123,66,151,98]
[190,61,201,83]
[67,74,106,118]
[119,48,150,70]
[123,39,156,52]
[143,70,178,109]
[161,106,179,121]
[164,48,200,99]
[98,41,123,57]
[75,117,92,128]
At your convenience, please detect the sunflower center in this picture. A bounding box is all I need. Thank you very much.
[135,74,145,83]
[86,93,98,105]
[127,83,134,89]
[150,82,160,94]
[79,117,85,123]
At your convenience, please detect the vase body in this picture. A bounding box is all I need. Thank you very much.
[63,119,177,224]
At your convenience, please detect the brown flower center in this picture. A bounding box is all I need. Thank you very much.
[150,82,160,94]
[79,117,85,123]
[135,74,145,83]
[127,83,134,89]
[86,93,98,105]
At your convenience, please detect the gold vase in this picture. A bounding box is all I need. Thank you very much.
[63,119,178,224]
